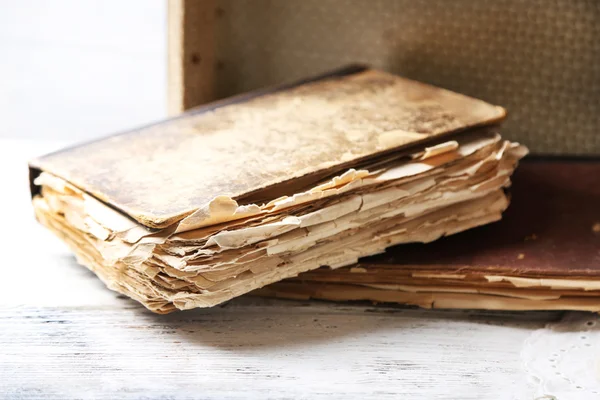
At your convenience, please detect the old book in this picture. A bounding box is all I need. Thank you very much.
[30,66,526,313]
[257,159,600,312]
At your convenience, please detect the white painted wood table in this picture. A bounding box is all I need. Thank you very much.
[1,140,598,400]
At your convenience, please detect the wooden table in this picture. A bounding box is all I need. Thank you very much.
[1,140,597,399]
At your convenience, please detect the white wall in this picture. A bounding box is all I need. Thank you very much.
[0,0,167,142]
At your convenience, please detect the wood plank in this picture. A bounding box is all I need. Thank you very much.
[168,0,216,114]
[1,301,555,399]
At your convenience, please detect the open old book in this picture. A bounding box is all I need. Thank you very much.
[30,66,527,313]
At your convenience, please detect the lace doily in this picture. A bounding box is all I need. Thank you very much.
[522,312,600,399]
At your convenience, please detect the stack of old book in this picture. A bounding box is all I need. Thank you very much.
[31,66,534,314]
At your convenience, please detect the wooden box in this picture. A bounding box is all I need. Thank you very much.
[168,0,600,155]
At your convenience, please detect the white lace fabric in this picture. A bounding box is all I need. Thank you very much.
[522,312,600,399]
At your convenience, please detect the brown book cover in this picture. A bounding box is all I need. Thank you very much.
[29,66,504,228]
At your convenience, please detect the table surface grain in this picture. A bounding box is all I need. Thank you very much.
[1,140,597,400]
